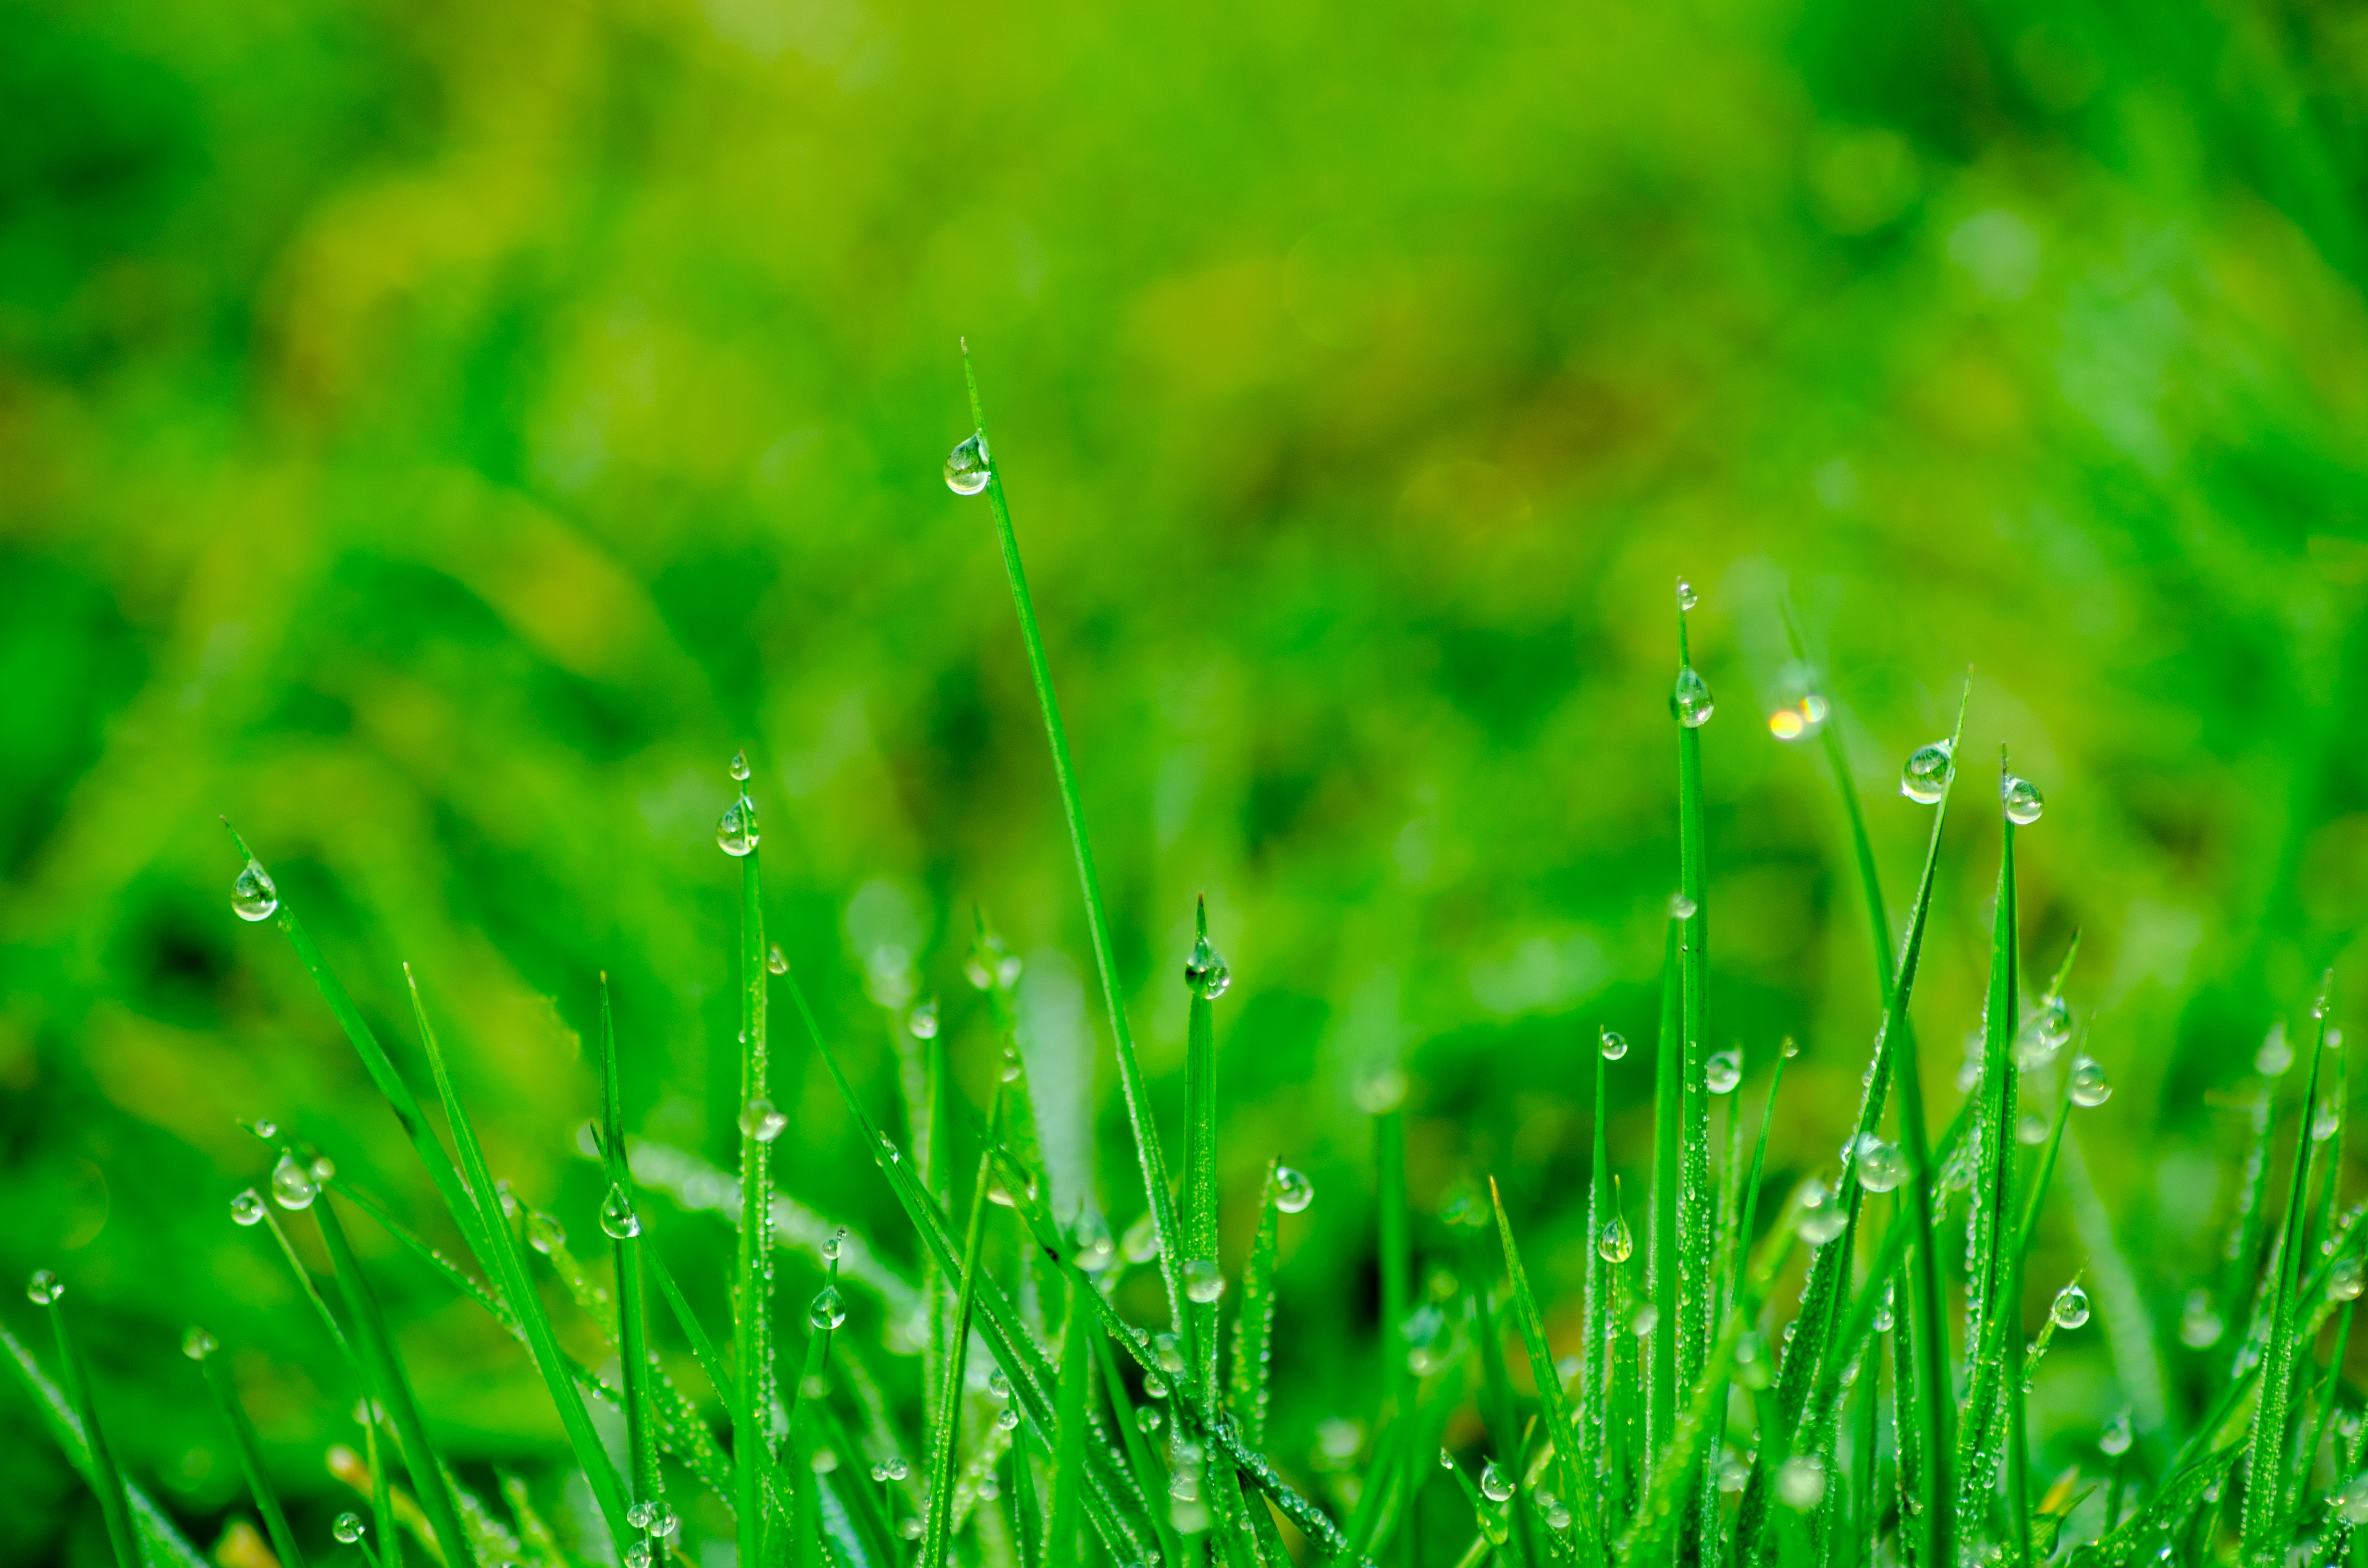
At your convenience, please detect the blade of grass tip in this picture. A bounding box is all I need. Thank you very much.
[780,1257,850,1567]
[724,764,776,1568]
[922,1154,997,1568]
[1465,1224,1538,1568]
[2238,979,2335,1561]
[1779,601,1896,999]
[596,980,660,1515]
[961,348,1197,1377]
[314,1194,476,1568]
[222,824,496,1277]
[37,1282,141,1568]
[3,1323,210,1568]
[1231,1162,1284,1449]
[1492,1181,1609,1568]
[194,1335,311,1568]
[1184,896,1223,1403]
[2220,1069,2282,1385]
[1673,594,1714,1444]
[404,971,630,1546]
[255,1196,357,1362]
[1583,1049,1612,1499]
[1050,1278,1093,1568]
[1649,913,1681,1463]
[1378,1107,1413,1567]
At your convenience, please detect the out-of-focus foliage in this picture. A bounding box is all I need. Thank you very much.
[4,0,2368,1557]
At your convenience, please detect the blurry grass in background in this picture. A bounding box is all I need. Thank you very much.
[4,0,2368,1556]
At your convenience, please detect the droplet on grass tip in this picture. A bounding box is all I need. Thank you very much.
[526,1212,566,1256]
[1776,1454,1827,1510]
[1438,1447,1456,1470]
[1595,1217,1634,1264]
[717,797,759,857]
[1598,1027,1628,1061]
[600,1182,642,1238]
[1184,934,1231,1001]
[1669,666,1714,727]
[1273,1165,1315,1214]
[1705,1050,1741,1095]
[333,1512,365,1545]
[2100,1411,2132,1457]
[945,433,992,496]
[740,1097,788,1144]
[729,748,752,782]
[232,859,279,922]
[182,1326,217,1361]
[1000,1045,1024,1084]
[767,943,788,976]
[27,1270,62,1305]
[1184,1259,1226,1303]
[1900,740,1954,804]
[808,1285,846,1331]
[252,1118,278,1140]
[231,1189,267,1227]
[2051,1283,2090,1329]
[822,1225,846,1262]
[1675,578,1698,612]
[271,1153,319,1211]
[1479,1460,1515,1503]
[2001,772,2044,825]
[2069,1055,2112,1107]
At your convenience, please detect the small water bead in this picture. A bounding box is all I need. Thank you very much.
[907,1000,939,1041]
[2179,1289,2224,1349]
[628,1501,656,1530]
[27,1270,62,1306]
[2051,1283,2091,1329]
[1598,1027,1628,1062]
[1123,1214,1161,1265]
[526,1212,566,1256]
[182,1326,218,1361]
[767,943,789,976]
[271,1153,320,1210]
[1855,1136,1907,1194]
[2336,1477,2368,1526]
[1137,1406,1165,1434]
[2099,1411,2133,1457]
[2016,1112,2050,1147]
[1873,1284,1896,1334]
[882,1456,911,1482]
[1669,667,1715,728]
[1153,1332,1186,1374]
[1632,1304,1658,1337]
[1184,935,1231,1001]
[1596,1217,1634,1264]
[333,1512,366,1545]
[809,1286,847,1331]
[1719,1456,1751,1493]
[1073,1213,1117,1273]
[1900,739,1955,805]
[2316,1102,2342,1143]
[1184,1259,1226,1304]
[1274,1166,1315,1214]
[727,747,752,783]
[1796,1181,1847,1246]
[717,797,758,857]
[1143,1372,1170,1398]
[1439,1447,1456,1471]
[739,1097,788,1144]
[232,859,280,922]
[1000,1046,1024,1084]
[2331,1256,2366,1303]
[1668,892,1696,920]
[1675,577,1698,612]
[1479,1460,1515,1503]
[1353,1062,1409,1114]
[310,1155,336,1184]
[231,1189,268,1227]
[996,1404,1021,1432]
[1544,1498,1573,1532]
[945,433,993,496]
[599,1182,642,1239]
[822,1226,847,1263]
[899,1517,925,1541]
[624,1542,653,1568]
[2001,773,2044,826]
[253,1119,279,1141]
[1776,1454,1827,1510]
[1705,1050,1741,1095]
[2068,1056,2113,1107]
[2258,1023,2293,1076]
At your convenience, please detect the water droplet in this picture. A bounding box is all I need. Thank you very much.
[26,1270,62,1306]
[729,748,752,782]
[1184,1259,1226,1303]
[1855,1135,1907,1194]
[2016,1111,2050,1146]
[600,1182,642,1239]
[231,1189,267,1227]
[1776,1454,1827,1510]
[1675,578,1698,612]
[2316,1102,2342,1142]
[767,943,788,976]
[309,1155,336,1183]
[2001,773,2044,825]
[2179,1289,2223,1348]
[1669,667,1715,728]
[1545,1499,1573,1531]
[1899,739,1955,805]
[2258,1022,2293,1076]
[907,1000,939,1041]
[999,1046,1024,1084]
[1153,1332,1186,1374]
[884,1456,910,1481]
[945,433,993,496]
[996,1404,1021,1432]
[2051,1283,2090,1329]
[252,1119,278,1140]
[808,1285,846,1331]
[628,1500,656,1530]
[1143,1371,1170,1398]
[1123,1213,1161,1264]
[2068,1055,2112,1107]
[624,1541,653,1568]
[526,1212,566,1256]
[333,1512,366,1545]
[740,1097,788,1144]
[1479,1460,1515,1503]
[1874,1283,1896,1333]
[232,859,279,922]
[2099,1410,2132,1457]
[1352,1062,1408,1114]
[1796,1181,1847,1246]
[271,1153,319,1210]
[2341,1476,2368,1526]
[1274,1165,1314,1214]
[1184,935,1231,1001]
[1719,1456,1750,1492]
[1596,1217,1634,1263]
[1598,1027,1628,1062]
[899,1516,924,1541]
[1631,1303,1659,1336]
[1439,1447,1456,1470]
[1137,1406,1165,1434]
[822,1226,846,1262]
[717,797,759,857]
[182,1326,218,1361]
[2332,1256,2365,1303]
[1669,892,1697,920]
[1705,1050,1741,1095]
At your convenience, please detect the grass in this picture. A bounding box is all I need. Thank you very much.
[6,358,2368,1568]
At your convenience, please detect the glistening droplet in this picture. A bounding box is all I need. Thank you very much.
[945,433,993,496]
[183,1326,218,1361]
[232,859,279,922]
[27,1270,62,1305]
[1184,1259,1226,1303]
[740,1097,788,1143]
[1274,1166,1314,1214]
[2331,1256,2365,1303]
[600,1182,642,1238]
[729,748,752,781]
[333,1513,366,1544]
[1184,935,1231,1001]
[1596,1217,1634,1263]
[2051,1283,2090,1329]
[231,1189,268,1227]
[2068,1056,2112,1107]
[1675,578,1699,613]
[1669,666,1714,728]
[1900,740,1955,805]
[1855,1136,1907,1194]
[1705,1050,1741,1095]
[1669,892,1697,920]
[1796,1181,1846,1246]
[526,1212,566,1256]
[767,943,788,975]
[2001,773,2044,825]
[717,798,758,857]
[271,1153,319,1211]
[1776,1454,1827,1510]
[1479,1460,1515,1503]
[2100,1411,2133,1457]
[1599,1027,1628,1061]
[907,1000,939,1041]
[809,1285,847,1331]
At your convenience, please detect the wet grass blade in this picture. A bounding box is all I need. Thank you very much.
[1095,1326,1186,1568]
[42,1291,141,1568]
[1378,1107,1413,1566]
[729,778,776,1568]
[921,1153,995,1568]
[1492,1179,1608,1568]
[1583,1049,1612,1502]
[1648,915,1680,1461]
[1049,1283,1093,1568]
[367,1408,402,1568]
[314,1193,476,1568]
[1231,1161,1283,1448]
[647,1242,736,1409]
[1781,604,1895,999]
[1466,1223,1537,1568]
[1673,603,1713,1454]
[595,981,660,1513]
[197,1340,310,1568]
[406,970,630,1547]
[1183,897,1222,1400]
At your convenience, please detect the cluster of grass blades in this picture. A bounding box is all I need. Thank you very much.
[8,351,2368,1568]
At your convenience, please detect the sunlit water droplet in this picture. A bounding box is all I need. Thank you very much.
[1123,1213,1161,1264]
[252,1118,279,1141]
[1184,1259,1226,1303]
[526,1212,566,1256]
[271,1153,319,1210]
[1153,1332,1186,1374]
[1900,739,1955,805]
[310,1155,335,1183]
[2068,1055,2112,1107]
[1796,1181,1846,1246]
[1073,1213,1116,1273]
[2099,1410,2132,1457]
[740,1097,788,1143]
[945,433,993,496]
[1855,1135,1907,1193]
[907,999,939,1041]
[1669,892,1697,920]
[1776,1454,1827,1510]
[27,1270,62,1306]
[2051,1283,2090,1329]
[717,797,759,857]
[2016,1112,2050,1147]
[1184,935,1231,1001]
[1675,578,1698,613]
[2315,1102,2341,1142]
[1143,1372,1170,1398]
[333,1512,366,1545]
[624,1542,653,1568]
[600,1182,642,1238]
[1480,1460,1515,1503]
[232,859,279,922]
[997,1404,1021,1432]
[231,1189,268,1227]
[729,747,752,782]
[2331,1256,2365,1303]
[2001,772,2044,825]
[1000,1045,1024,1084]
[809,1285,847,1331]
[1669,666,1714,728]
[1274,1165,1314,1214]
[1137,1406,1165,1434]
[1767,692,1830,743]
[767,943,788,976]
[1596,1217,1634,1264]
[182,1326,217,1361]
[1598,1027,1628,1062]
[1705,1050,1741,1095]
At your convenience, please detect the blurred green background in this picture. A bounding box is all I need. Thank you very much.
[7,0,2368,1558]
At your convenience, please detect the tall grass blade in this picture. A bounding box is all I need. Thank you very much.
[1673,603,1714,1461]
[1049,1283,1092,1568]
[197,1340,311,1568]
[42,1291,141,1568]
[1467,1225,1538,1568]
[314,1193,476,1568]
[1648,916,1680,1461]
[595,980,660,1513]
[1492,1179,1609,1568]
[368,1406,402,1568]
[1183,896,1222,1401]
[1377,1106,1413,1566]
[728,771,776,1568]
[1095,1326,1187,1568]
[921,1154,996,1568]
[405,970,630,1545]
[1231,1161,1283,1448]
[1583,1049,1613,1503]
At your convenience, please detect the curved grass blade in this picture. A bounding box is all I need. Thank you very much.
[1095,1325,1186,1568]
[197,1340,310,1568]
[368,1406,402,1568]
[1231,1161,1283,1449]
[1779,603,1894,1000]
[921,1154,996,1568]
[42,1292,141,1568]
[1049,1285,1093,1568]
[2,1323,210,1568]
[1492,1179,1609,1568]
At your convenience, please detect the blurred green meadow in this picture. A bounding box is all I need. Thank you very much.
[7,0,2368,1558]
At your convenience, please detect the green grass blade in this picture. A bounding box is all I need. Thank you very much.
[1466,1225,1537,1568]
[196,1338,310,1568]
[257,1200,357,1363]
[922,1154,995,1568]
[2238,986,2333,1560]
[1492,1179,1608,1568]
[314,1193,476,1568]
[1648,915,1680,1462]
[961,351,1197,1380]
[646,1242,737,1410]
[404,970,630,1547]
[1377,1107,1412,1566]
[1673,602,1714,1449]
[1050,1281,1093,1568]
[1231,1161,1283,1449]
[1583,1049,1612,1501]
[2,1323,210,1568]
[1094,1325,1187,1568]
[1183,896,1222,1401]
[42,1290,142,1568]
[595,981,660,1515]
[1780,603,1896,999]
[728,776,776,1568]
[2293,1296,2354,1525]
[368,1408,402,1568]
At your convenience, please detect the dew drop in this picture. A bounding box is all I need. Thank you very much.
[1479,1460,1515,1503]
[1598,1027,1628,1062]
[2068,1055,2112,1108]
[526,1212,566,1256]
[2017,1112,2050,1147]
[1705,1050,1741,1095]
[1274,1165,1315,1214]
[2315,1102,2341,1143]
[1143,1372,1169,1398]
[1796,1181,1847,1246]
[1184,935,1231,1001]
[271,1153,319,1211]
[2051,1283,2090,1329]
[1595,1217,1634,1264]
[945,433,993,496]
[1122,1213,1161,1264]
[996,1404,1021,1432]
[1669,666,1715,728]
[898,1516,924,1540]
[2099,1410,2133,1457]
[2001,773,2044,826]
[1137,1406,1165,1434]
[628,1500,655,1530]
[1900,740,1955,805]
[27,1270,62,1306]
[1184,1259,1226,1304]
[1669,892,1697,920]
[253,1118,279,1140]
[2331,1256,2365,1303]
[231,1189,268,1227]
[182,1326,218,1361]
[1000,1046,1024,1084]
[1352,1062,1408,1114]
[600,1182,642,1239]
[310,1155,336,1183]
[729,748,752,782]
[740,1097,788,1144]
[1152,1331,1186,1375]
[1073,1213,1116,1273]
[1675,578,1698,613]
[2258,1022,2293,1077]
[1439,1447,1456,1470]
[717,797,759,857]
[1855,1136,1907,1194]
[767,943,789,976]
[1776,1454,1827,1510]
[907,1000,939,1041]
[2179,1289,2223,1348]
[624,1542,653,1568]
[333,1512,366,1545]
[808,1285,847,1331]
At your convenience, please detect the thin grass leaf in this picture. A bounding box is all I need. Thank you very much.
[1582,1049,1613,1507]
[1095,1325,1186,1568]
[727,772,777,1568]
[1231,1160,1283,1449]
[498,1473,565,1568]
[1672,601,1714,1483]
[1183,896,1223,1404]
[1492,1179,1608,1568]
[405,970,630,1546]
[646,1243,736,1410]
[368,1407,403,1568]
[921,1153,996,1568]
[595,981,660,1514]
[196,1340,310,1568]
[1467,1221,1538,1568]
[40,1290,141,1568]
[1648,915,1680,1462]
[1780,604,1895,1000]
[314,1193,476,1568]
[1049,1283,1093,1568]
[1377,1109,1413,1566]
